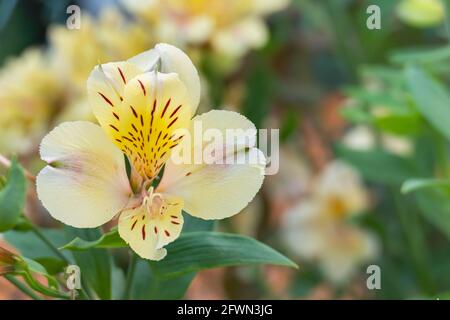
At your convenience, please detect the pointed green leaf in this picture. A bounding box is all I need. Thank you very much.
[405,66,450,140]
[150,232,297,278]
[60,228,125,250]
[402,178,450,194]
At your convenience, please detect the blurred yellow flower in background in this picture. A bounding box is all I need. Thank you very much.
[122,0,289,58]
[282,161,379,283]
[49,8,152,93]
[0,49,65,155]
[396,0,445,28]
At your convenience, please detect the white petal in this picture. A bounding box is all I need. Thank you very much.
[118,195,184,260]
[158,110,266,220]
[37,121,131,228]
[128,43,201,115]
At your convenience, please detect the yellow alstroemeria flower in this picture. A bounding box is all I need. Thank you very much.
[36,43,265,260]
[122,0,289,57]
[282,161,378,283]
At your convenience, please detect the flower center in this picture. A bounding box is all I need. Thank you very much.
[142,186,165,218]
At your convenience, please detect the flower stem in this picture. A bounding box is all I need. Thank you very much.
[123,252,138,299]
[0,153,36,182]
[4,274,43,300]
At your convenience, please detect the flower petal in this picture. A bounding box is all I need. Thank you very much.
[98,71,192,179]
[158,110,266,220]
[118,195,184,260]
[87,60,143,138]
[37,121,131,228]
[128,43,201,115]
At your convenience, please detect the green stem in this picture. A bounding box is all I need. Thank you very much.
[5,274,43,300]
[123,253,138,300]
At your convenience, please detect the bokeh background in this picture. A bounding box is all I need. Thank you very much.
[1,0,450,299]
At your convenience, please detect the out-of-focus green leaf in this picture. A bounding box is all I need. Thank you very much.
[340,106,372,123]
[242,58,273,128]
[0,158,26,232]
[405,66,450,140]
[391,46,450,65]
[64,227,112,300]
[336,144,422,185]
[60,228,125,251]
[280,110,300,142]
[344,87,403,109]
[374,112,423,135]
[402,178,450,194]
[413,187,450,240]
[150,232,297,279]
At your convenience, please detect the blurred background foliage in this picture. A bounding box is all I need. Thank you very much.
[1,0,450,299]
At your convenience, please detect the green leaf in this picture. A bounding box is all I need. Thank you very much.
[242,58,273,128]
[390,46,450,66]
[182,212,215,233]
[413,187,450,240]
[60,228,125,251]
[64,227,112,300]
[374,113,423,135]
[401,178,450,194]
[405,66,450,140]
[129,260,194,299]
[4,228,72,260]
[340,106,372,124]
[0,158,26,232]
[335,144,422,185]
[150,232,297,279]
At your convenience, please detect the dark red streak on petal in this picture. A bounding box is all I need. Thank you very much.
[167,117,178,129]
[170,105,182,118]
[138,79,146,96]
[161,99,171,118]
[141,225,146,240]
[130,105,138,118]
[98,92,114,107]
[118,67,126,84]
